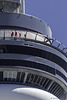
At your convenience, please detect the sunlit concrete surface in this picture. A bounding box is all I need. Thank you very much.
[0,84,59,100]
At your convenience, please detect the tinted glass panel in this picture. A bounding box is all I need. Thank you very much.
[16,72,21,82]
[0,59,55,75]
[1,45,67,72]
[0,71,3,81]
[56,70,67,82]
[0,59,66,82]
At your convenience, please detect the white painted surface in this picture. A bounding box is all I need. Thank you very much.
[0,84,59,100]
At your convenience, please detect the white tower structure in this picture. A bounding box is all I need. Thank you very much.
[0,0,66,100]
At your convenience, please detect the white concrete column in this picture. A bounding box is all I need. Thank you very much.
[47,81,54,91]
[20,0,25,14]
[23,72,28,83]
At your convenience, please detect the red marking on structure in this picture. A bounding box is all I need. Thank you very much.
[11,32,14,37]
[19,33,21,37]
[15,32,17,37]
[24,34,26,38]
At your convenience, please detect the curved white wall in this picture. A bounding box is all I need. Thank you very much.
[0,84,59,100]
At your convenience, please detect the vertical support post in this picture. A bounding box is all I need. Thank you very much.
[23,72,28,84]
[47,80,54,91]
[20,0,25,14]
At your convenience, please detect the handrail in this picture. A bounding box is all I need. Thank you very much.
[0,32,67,56]
[52,38,67,53]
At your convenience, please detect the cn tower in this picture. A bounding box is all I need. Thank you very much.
[0,0,66,100]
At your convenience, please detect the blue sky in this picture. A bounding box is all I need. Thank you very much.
[25,0,67,47]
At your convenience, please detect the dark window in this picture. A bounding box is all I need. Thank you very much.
[0,59,55,75]
[0,71,3,81]
[56,70,67,82]
[20,72,25,82]
[16,72,21,82]
[34,75,39,83]
[0,45,67,72]
[26,73,31,83]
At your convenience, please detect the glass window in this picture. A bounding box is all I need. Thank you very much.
[26,32,36,40]
[16,72,21,82]
[0,71,3,81]
[0,30,4,40]
[36,34,44,42]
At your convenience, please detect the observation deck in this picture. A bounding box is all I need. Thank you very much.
[0,0,66,100]
[0,27,67,100]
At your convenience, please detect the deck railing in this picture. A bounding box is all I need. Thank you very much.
[0,31,67,56]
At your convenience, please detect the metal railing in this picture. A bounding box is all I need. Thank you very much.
[0,33,67,56]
